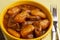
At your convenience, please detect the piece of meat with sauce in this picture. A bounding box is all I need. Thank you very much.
[14,11,29,23]
[7,17,16,27]
[20,25,35,38]
[34,26,42,37]
[40,19,50,29]
[33,21,43,37]
[33,21,42,37]
[7,18,21,31]
[33,19,50,30]
[8,7,21,16]
[7,28,20,38]
[31,9,46,18]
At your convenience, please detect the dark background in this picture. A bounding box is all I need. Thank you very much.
[0,29,5,40]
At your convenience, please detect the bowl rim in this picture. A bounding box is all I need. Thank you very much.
[0,1,53,40]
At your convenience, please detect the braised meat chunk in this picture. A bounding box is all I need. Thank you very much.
[40,19,50,29]
[20,25,35,37]
[8,7,21,16]
[7,28,20,38]
[34,26,42,37]
[31,9,46,18]
[14,11,29,23]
